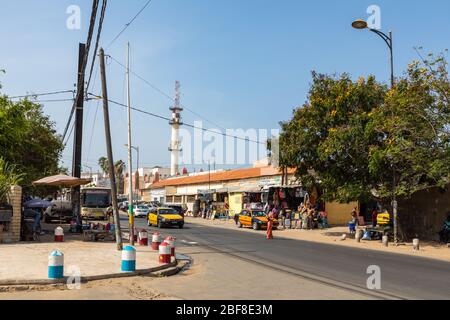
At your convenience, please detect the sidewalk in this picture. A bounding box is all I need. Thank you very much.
[187,217,450,262]
[0,237,170,283]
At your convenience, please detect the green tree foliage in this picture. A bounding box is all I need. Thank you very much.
[0,94,64,191]
[368,54,450,198]
[279,72,387,202]
[0,158,24,204]
[279,55,450,203]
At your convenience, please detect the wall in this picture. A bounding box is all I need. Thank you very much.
[229,193,243,215]
[0,186,22,243]
[325,201,358,225]
[397,186,450,241]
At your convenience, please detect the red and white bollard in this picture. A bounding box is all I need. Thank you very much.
[151,232,161,250]
[164,236,176,257]
[138,229,148,246]
[158,242,171,264]
[54,226,64,242]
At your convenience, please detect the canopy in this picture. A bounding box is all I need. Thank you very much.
[24,199,52,209]
[32,174,91,187]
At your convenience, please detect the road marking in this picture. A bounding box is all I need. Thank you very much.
[181,240,198,245]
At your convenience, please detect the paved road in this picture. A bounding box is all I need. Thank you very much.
[127,215,450,300]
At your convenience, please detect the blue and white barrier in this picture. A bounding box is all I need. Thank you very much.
[48,250,64,279]
[121,246,136,272]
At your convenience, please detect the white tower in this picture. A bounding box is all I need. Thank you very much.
[169,81,183,176]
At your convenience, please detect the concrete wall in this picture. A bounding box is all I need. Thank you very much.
[397,186,450,241]
[325,201,358,225]
[0,186,22,243]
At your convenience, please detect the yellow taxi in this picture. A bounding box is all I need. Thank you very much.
[148,207,184,229]
[237,209,279,230]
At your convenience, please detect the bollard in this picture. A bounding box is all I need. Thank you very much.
[151,232,161,250]
[48,250,64,279]
[164,236,176,257]
[159,242,171,264]
[121,246,136,272]
[54,226,64,242]
[133,228,138,243]
[138,229,148,246]
[413,238,420,251]
[382,235,389,247]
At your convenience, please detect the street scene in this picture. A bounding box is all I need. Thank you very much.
[1,0,450,306]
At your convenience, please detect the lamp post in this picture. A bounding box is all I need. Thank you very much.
[351,20,394,88]
[125,144,139,171]
[352,19,398,244]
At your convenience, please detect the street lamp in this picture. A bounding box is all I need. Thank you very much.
[351,19,394,88]
[352,19,398,244]
[124,144,139,170]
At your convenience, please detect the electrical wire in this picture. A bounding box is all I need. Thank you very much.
[105,0,153,49]
[88,93,265,145]
[62,0,101,143]
[86,0,108,94]
[8,90,75,100]
[107,54,229,131]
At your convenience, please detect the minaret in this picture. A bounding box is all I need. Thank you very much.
[169,81,183,176]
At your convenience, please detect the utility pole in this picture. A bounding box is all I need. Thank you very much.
[126,42,135,245]
[99,48,123,251]
[71,43,86,232]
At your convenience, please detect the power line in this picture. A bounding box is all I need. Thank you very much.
[31,99,75,103]
[86,0,108,94]
[88,93,265,145]
[62,0,101,143]
[8,90,75,100]
[107,54,228,131]
[105,0,153,49]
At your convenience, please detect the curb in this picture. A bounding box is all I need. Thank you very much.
[0,260,180,288]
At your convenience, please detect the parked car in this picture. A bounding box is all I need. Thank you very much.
[166,204,186,217]
[133,205,150,218]
[44,201,74,223]
[118,201,128,211]
[148,207,184,229]
[237,209,279,230]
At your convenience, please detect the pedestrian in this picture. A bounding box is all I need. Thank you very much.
[234,211,240,225]
[320,210,329,228]
[351,207,359,226]
[371,207,378,227]
[267,208,275,240]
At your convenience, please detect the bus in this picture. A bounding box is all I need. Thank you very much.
[80,187,112,220]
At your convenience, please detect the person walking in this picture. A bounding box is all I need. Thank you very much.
[267,208,275,240]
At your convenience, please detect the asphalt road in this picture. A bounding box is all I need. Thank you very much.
[124,215,450,300]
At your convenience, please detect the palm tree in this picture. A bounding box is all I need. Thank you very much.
[98,157,109,177]
[115,160,125,194]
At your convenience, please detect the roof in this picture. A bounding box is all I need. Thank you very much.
[149,166,295,189]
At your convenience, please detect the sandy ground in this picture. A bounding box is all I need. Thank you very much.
[189,217,450,262]
[0,234,161,281]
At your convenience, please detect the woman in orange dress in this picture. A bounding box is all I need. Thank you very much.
[267,209,275,240]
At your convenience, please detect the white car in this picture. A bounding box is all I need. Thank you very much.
[133,205,150,218]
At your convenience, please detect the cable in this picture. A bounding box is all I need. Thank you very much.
[88,93,265,145]
[105,0,153,49]
[62,0,100,142]
[30,99,75,103]
[86,99,100,164]
[107,55,228,131]
[8,90,75,100]
[86,0,108,94]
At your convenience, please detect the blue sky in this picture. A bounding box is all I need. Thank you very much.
[1,0,449,172]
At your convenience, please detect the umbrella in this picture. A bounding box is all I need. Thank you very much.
[24,199,53,209]
[32,174,91,187]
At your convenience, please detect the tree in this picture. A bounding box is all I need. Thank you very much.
[98,157,109,177]
[0,158,23,205]
[98,157,126,194]
[0,92,64,192]
[278,55,450,205]
[368,53,450,198]
[278,72,387,203]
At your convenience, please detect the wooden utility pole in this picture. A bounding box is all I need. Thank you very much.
[71,43,86,231]
[99,48,123,251]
